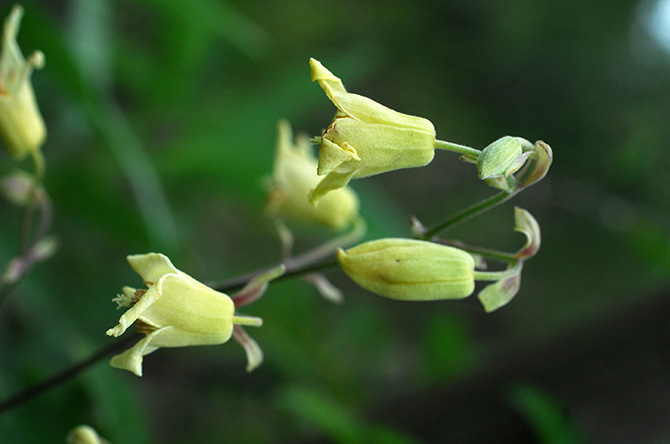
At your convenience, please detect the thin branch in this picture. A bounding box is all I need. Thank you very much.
[0,333,140,416]
[417,190,517,240]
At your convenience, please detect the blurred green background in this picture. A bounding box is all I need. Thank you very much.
[1,0,669,442]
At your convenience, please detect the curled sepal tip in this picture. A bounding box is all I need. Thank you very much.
[514,207,541,260]
[477,266,522,312]
[302,272,344,304]
[233,325,264,372]
[232,264,286,308]
[2,235,58,284]
[516,140,553,189]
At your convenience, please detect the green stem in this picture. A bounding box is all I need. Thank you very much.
[418,190,517,240]
[473,265,519,282]
[438,241,517,263]
[434,139,481,158]
[214,216,365,292]
[30,149,45,185]
[19,150,46,253]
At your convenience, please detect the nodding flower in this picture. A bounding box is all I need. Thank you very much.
[106,253,263,376]
[265,120,359,230]
[309,58,436,203]
[0,5,46,160]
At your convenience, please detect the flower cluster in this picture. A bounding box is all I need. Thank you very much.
[103,57,551,376]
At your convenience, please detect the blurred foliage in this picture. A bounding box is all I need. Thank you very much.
[1,0,669,443]
[508,384,587,444]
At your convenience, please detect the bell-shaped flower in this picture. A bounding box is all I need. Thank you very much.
[266,120,359,230]
[0,5,46,160]
[337,238,476,301]
[106,253,262,376]
[309,58,436,203]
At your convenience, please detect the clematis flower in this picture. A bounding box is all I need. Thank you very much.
[309,58,436,203]
[106,253,263,376]
[266,120,359,230]
[0,5,46,160]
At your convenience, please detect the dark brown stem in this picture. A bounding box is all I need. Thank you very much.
[0,333,140,415]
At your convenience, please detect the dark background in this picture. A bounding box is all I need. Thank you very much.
[0,0,669,442]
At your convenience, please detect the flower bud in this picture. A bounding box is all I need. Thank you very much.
[337,238,475,301]
[309,58,436,203]
[266,120,359,230]
[477,136,528,180]
[66,425,109,444]
[0,6,46,160]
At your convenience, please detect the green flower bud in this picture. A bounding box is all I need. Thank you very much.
[337,238,475,301]
[309,59,436,203]
[0,6,46,160]
[477,136,528,180]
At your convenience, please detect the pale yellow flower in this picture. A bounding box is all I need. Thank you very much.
[106,253,261,376]
[66,425,109,444]
[337,238,475,301]
[266,120,359,230]
[0,5,45,160]
[310,58,436,203]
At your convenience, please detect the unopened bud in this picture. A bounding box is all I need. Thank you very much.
[337,238,475,301]
[477,136,528,180]
[66,425,109,444]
